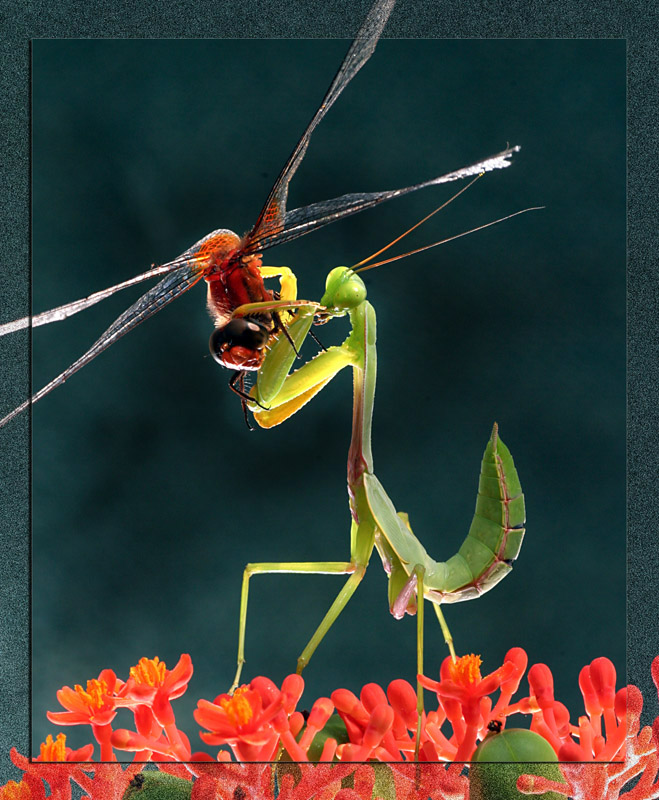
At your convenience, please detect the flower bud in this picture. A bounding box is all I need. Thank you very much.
[528,664,554,709]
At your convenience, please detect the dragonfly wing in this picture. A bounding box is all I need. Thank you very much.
[0,254,202,338]
[0,264,205,429]
[251,147,521,252]
[244,0,396,250]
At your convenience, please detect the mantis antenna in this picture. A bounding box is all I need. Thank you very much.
[351,172,486,270]
[350,173,543,273]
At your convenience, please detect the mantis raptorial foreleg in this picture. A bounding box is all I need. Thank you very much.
[231,267,526,697]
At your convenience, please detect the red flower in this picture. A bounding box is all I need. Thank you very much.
[274,695,335,762]
[120,655,193,709]
[47,670,121,728]
[36,733,94,763]
[195,675,303,761]
[188,763,273,799]
[332,685,399,761]
[419,653,518,761]
[46,669,125,761]
[526,656,628,761]
[276,763,360,800]
[111,655,194,761]
[389,762,469,799]
[110,726,194,762]
[0,779,43,800]
[10,748,88,800]
[517,681,658,800]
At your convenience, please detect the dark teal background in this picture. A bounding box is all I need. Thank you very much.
[22,37,625,757]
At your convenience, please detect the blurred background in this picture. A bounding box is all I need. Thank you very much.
[24,37,624,755]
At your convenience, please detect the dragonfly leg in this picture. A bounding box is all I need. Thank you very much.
[226,372,254,431]
[260,265,309,358]
[240,397,252,431]
[228,370,269,412]
[307,326,327,352]
[231,560,355,694]
[272,309,302,358]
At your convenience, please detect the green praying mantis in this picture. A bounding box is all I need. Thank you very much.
[228,264,526,706]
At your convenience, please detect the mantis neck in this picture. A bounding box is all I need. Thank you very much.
[347,301,376,489]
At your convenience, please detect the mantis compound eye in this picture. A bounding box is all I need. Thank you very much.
[209,318,269,370]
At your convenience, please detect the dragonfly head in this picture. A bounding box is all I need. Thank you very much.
[209,318,269,371]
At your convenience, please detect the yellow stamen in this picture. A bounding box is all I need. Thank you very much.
[219,687,254,727]
[130,656,167,687]
[0,781,32,800]
[39,732,67,761]
[448,654,483,687]
[74,678,109,711]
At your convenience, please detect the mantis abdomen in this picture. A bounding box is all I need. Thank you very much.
[366,423,525,612]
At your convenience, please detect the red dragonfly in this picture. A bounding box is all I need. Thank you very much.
[0,0,519,429]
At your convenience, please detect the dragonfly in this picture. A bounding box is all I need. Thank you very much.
[0,0,520,430]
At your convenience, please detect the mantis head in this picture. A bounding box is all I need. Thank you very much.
[319,267,367,315]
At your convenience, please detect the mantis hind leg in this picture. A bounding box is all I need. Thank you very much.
[231,559,359,693]
[415,565,425,760]
[405,565,453,758]
[432,602,457,661]
[295,564,367,675]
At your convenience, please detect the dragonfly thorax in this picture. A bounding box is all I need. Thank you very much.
[209,317,269,371]
[191,228,242,270]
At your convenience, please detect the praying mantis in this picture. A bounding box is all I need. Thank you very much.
[229,265,526,701]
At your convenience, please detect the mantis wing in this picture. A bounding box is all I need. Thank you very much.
[365,423,526,612]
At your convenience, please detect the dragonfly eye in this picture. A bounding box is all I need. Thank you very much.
[209,318,269,369]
